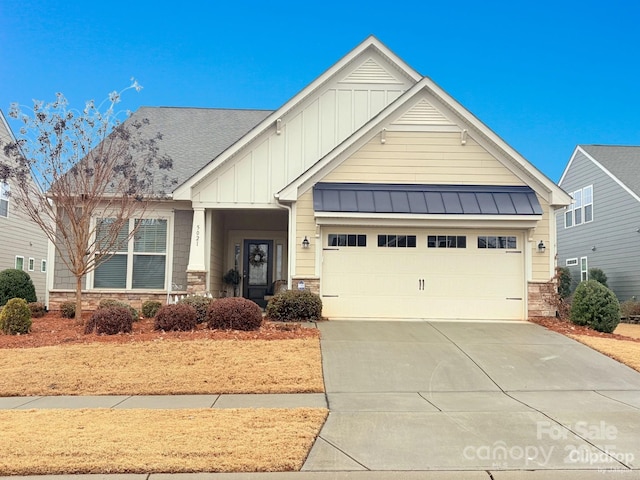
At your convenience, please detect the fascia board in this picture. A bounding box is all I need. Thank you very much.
[314,211,542,228]
[173,36,421,200]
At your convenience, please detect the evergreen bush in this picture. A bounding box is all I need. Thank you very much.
[556,267,572,299]
[570,280,620,333]
[178,295,213,323]
[60,301,76,319]
[0,269,37,306]
[142,300,162,318]
[0,298,32,335]
[154,303,197,331]
[588,268,608,287]
[266,290,322,322]
[97,299,139,321]
[28,301,47,318]
[207,297,263,331]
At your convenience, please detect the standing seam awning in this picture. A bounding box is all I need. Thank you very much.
[312,183,543,215]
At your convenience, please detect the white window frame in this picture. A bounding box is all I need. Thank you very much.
[580,256,588,282]
[15,256,24,270]
[566,258,578,267]
[41,259,47,273]
[90,216,170,290]
[28,257,35,271]
[0,181,9,218]
[565,185,594,228]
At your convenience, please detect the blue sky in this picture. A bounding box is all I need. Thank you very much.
[1,0,638,182]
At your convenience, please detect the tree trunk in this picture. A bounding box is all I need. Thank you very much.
[75,275,84,326]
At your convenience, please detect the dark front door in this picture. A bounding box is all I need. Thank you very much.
[243,239,273,308]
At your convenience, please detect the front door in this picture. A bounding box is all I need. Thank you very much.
[243,240,273,308]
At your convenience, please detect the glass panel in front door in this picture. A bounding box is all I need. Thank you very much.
[248,242,269,285]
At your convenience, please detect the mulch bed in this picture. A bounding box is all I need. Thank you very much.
[0,312,319,349]
[530,316,640,343]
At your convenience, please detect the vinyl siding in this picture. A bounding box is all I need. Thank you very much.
[171,209,193,291]
[557,149,640,300]
[322,132,527,185]
[295,192,316,277]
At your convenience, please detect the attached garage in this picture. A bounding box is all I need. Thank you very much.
[314,183,542,321]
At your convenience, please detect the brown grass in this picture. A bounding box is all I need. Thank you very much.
[0,408,328,475]
[570,334,640,372]
[615,323,640,340]
[0,338,324,396]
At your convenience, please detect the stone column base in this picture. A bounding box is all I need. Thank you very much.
[528,281,557,318]
[187,271,207,295]
[291,276,320,295]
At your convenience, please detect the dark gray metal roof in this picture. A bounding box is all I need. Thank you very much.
[124,107,273,192]
[313,183,543,215]
[580,145,640,197]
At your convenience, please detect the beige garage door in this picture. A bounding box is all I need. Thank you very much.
[321,228,525,320]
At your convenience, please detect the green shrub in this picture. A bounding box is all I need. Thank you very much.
[589,268,608,287]
[570,280,620,333]
[97,299,139,321]
[154,303,197,331]
[0,298,32,335]
[207,297,263,331]
[142,300,162,318]
[266,290,322,322]
[0,269,37,307]
[85,306,133,335]
[60,301,76,319]
[1,298,31,333]
[178,295,213,324]
[28,301,47,318]
[556,267,572,299]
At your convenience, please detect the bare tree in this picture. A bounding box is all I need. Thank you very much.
[0,81,174,324]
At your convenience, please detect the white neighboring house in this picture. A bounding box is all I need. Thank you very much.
[0,110,49,304]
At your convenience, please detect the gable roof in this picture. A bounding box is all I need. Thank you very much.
[278,77,571,207]
[172,35,421,200]
[564,145,640,198]
[127,107,272,192]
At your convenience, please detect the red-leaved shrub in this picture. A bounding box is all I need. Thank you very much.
[207,297,263,331]
[85,306,133,335]
[154,303,197,331]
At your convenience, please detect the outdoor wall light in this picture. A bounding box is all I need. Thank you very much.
[302,236,310,249]
[592,246,597,252]
[537,240,546,253]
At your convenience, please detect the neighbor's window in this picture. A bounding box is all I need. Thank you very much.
[0,181,9,217]
[15,256,24,270]
[93,218,167,289]
[328,233,367,247]
[28,258,35,271]
[477,236,517,249]
[377,234,416,248]
[580,256,588,281]
[427,235,467,248]
[565,186,593,228]
[41,259,47,273]
[566,258,578,267]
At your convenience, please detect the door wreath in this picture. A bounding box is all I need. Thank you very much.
[249,245,267,267]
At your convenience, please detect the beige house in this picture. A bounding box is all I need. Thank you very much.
[0,110,49,303]
[50,36,571,320]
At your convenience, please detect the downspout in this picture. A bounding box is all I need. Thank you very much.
[275,193,294,289]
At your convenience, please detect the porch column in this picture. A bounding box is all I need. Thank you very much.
[186,207,207,294]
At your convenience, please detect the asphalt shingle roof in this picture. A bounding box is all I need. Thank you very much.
[126,107,273,192]
[580,145,640,196]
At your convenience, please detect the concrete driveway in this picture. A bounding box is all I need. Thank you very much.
[303,321,640,474]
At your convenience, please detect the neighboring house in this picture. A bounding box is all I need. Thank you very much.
[49,36,571,320]
[557,145,640,300]
[0,110,49,304]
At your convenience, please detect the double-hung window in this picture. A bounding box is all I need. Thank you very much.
[565,186,593,228]
[93,218,167,289]
[0,181,9,217]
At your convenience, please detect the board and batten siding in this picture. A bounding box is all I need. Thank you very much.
[192,53,414,206]
[558,150,640,300]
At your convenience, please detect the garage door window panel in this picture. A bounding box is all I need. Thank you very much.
[478,236,517,249]
[378,234,416,248]
[328,233,366,247]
